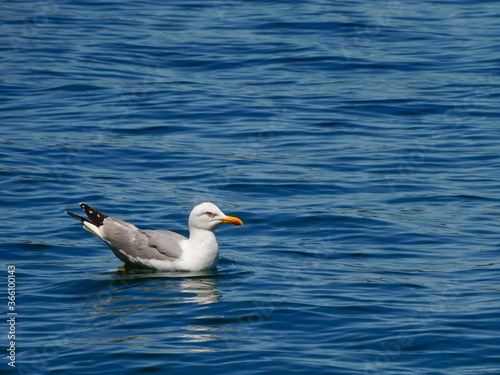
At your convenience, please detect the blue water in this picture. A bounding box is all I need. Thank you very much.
[2,1,500,374]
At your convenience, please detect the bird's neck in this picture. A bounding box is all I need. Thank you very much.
[188,227,218,250]
[185,227,219,270]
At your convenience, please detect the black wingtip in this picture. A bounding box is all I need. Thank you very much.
[79,203,108,227]
[66,211,89,223]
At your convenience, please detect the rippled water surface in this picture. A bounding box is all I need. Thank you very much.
[2,1,500,374]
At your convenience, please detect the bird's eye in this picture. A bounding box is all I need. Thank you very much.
[206,212,214,218]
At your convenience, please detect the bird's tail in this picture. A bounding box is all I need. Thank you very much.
[65,210,90,223]
[66,203,109,238]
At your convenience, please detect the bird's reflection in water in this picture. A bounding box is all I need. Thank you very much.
[85,267,225,350]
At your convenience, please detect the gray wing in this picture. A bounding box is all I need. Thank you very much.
[140,229,186,259]
[98,218,186,263]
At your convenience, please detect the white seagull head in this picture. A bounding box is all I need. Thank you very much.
[188,202,243,231]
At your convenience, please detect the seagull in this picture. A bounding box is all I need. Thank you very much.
[66,202,243,271]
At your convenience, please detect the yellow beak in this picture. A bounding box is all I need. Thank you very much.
[220,215,243,226]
